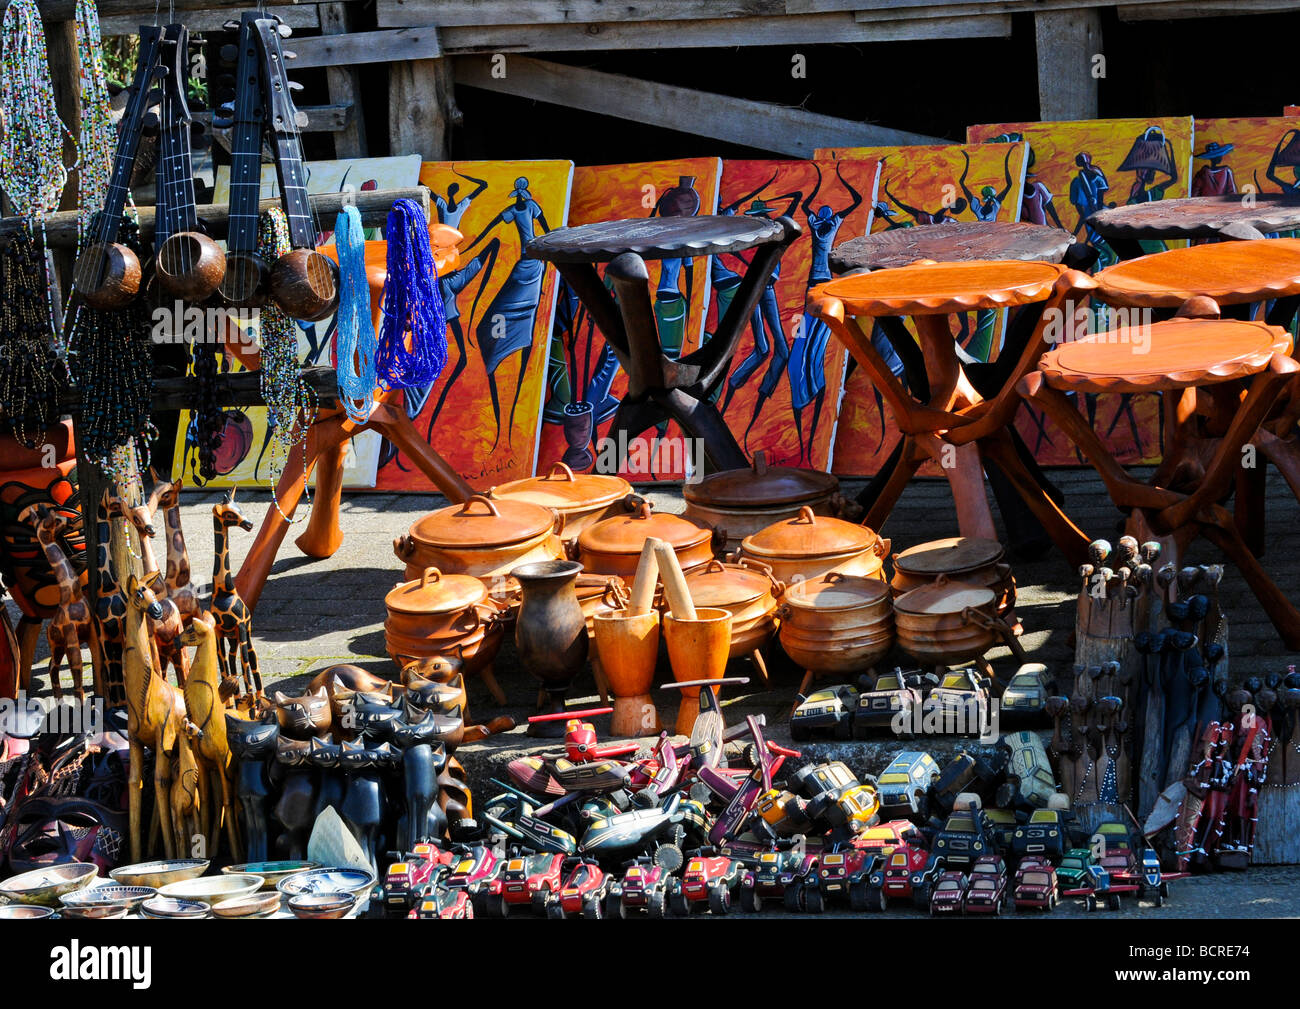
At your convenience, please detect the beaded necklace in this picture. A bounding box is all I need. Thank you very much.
[375,198,446,391]
[0,222,65,448]
[72,0,114,257]
[333,204,377,422]
[258,207,317,521]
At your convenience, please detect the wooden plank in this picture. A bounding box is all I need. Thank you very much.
[1034,8,1100,122]
[100,5,321,34]
[855,0,1187,20]
[1119,0,1299,17]
[39,0,314,19]
[389,11,1013,50]
[320,2,367,159]
[195,103,353,135]
[377,0,785,25]
[454,54,941,155]
[389,59,456,161]
[291,27,440,69]
[54,366,341,413]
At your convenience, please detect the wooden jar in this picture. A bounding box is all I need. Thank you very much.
[490,462,633,545]
[890,536,1015,619]
[577,502,715,579]
[777,572,895,676]
[382,566,504,678]
[893,575,1000,666]
[682,558,782,658]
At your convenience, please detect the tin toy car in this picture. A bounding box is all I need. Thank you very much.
[383,842,455,913]
[1062,862,1138,911]
[792,845,877,913]
[790,683,859,740]
[754,788,814,837]
[921,669,991,737]
[858,840,945,911]
[489,851,567,917]
[932,795,997,868]
[788,760,858,799]
[407,884,473,919]
[854,668,927,738]
[671,849,748,915]
[737,837,815,913]
[608,857,675,918]
[806,781,880,839]
[995,731,1059,810]
[963,870,1009,914]
[1000,663,1048,715]
[547,857,614,919]
[928,750,1002,817]
[1011,807,1068,863]
[443,845,505,915]
[1056,847,1097,889]
[876,751,939,821]
[1013,857,1058,911]
[929,870,969,915]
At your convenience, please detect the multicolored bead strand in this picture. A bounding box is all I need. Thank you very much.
[0,222,66,449]
[72,0,114,254]
[0,0,70,219]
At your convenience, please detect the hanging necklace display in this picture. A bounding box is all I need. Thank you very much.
[71,0,114,256]
[258,207,317,521]
[251,15,338,321]
[0,224,65,449]
[333,203,377,422]
[375,197,447,391]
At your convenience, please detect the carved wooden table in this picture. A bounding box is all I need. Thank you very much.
[1019,317,1300,647]
[807,259,1095,563]
[1088,194,1300,260]
[829,220,1079,274]
[527,215,799,471]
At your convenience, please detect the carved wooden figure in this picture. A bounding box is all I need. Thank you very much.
[179,615,241,861]
[339,739,396,875]
[273,685,333,739]
[226,716,279,862]
[153,476,202,625]
[209,491,262,700]
[273,736,318,859]
[92,492,130,708]
[17,504,94,700]
[306,737,345,822]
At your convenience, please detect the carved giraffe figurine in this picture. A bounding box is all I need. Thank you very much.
[209,490,262,702]
[17,504,94,700]
[153,475,201,625]
[92,492,129,709]
[107,487,189,686]
[179,614,242,861]
[122,571,189,862]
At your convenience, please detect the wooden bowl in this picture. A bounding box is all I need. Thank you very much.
[212,891,282,919]
[139,896,211,919]
[0,904,56,919]
[60,885,156,913]
[110,858,210,889]
[0,862,98,906]
[288,891,356,919]
[159,873,264,904]
[223,861,320,891]
[61,903,129,920]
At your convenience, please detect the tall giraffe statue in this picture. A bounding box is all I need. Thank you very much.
[179,615,242,861]
[107,487,188,686]
[92,492,129,709]
[210,490,262,704]
[153,475,201,624]
[122,571,189,861]
[16,504,94,700]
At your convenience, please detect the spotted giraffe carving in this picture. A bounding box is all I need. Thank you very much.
[153,474,201,624]
[209,490,262,702]
[92,492,129,708]
[17,504,94,700]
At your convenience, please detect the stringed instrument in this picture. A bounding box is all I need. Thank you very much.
[216,12,270,307]
[252,15,339,321]
[71,25,164,309]
[154,23,226,302]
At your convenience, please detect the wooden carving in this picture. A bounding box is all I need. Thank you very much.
[179,615,241,861]
[209,490,262,701]
[17,504,94,700]
[91,492,129,708]
[154,476,202,625]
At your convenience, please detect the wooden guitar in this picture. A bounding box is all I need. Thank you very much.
[252,15,338,321]
[154,23,226,302]
[70,25,164,309]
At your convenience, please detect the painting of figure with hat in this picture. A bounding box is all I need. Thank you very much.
[1191,141,1237,196]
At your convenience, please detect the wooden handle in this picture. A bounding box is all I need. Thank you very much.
[629,538,660,616]
[655,541,696,621]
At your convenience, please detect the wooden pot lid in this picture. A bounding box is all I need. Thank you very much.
[893,537,1004,576]
[1093,238,1300,308]
[741,506,878,560]
[683,450,837,508]
[812,260,1065,318]
[385,567,488,615]
[784,571,890,610]
[578,502,712,556]
[408,493,557,549]
[684,558,776,608]
[491,462,631,511]
[894,576,995,616]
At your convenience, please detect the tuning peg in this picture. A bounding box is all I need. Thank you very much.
[219,43,238,63]
[141,110,160,134]
[288,80,304,92]
[294,110,309,129]
[282,49,297,60]
[277,23,293,37]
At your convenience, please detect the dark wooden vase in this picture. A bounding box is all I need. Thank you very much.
[513,559,588,737]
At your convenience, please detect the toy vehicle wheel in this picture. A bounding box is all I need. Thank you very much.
[804,886,825,914]
[1085,895,1097,912]
[1152,892,1164,908]
[833,718,852,740]
[1159,881,1170,899]
[531,890,549,915]
[912,882,932,911]
[646,890,665,919]
[741,887,762,914]
[708,885,731,916]
[1049,894,1057,910]
[783,883,803,912]
[1107,893,1122,911]
[805,793,834,821]
[849,880,868,912]
[669,890,691,917]
[654,843,684,873]
[546,902,565,920]
[497,895,511,919]
[581,895,604,920]
[605,891,626,919]
[788,764,819,796]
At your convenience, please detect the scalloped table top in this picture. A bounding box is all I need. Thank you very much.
[829,220,1075,274]
[1088,194,1300,241]
[1039,317,1293,394]
[1093,238,1300,308]
[526,215,783,263]
[812,259,1066,317]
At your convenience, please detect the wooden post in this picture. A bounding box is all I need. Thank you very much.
[1033,8,1101,122]
[319,2,368,159]
[389,57,457,159]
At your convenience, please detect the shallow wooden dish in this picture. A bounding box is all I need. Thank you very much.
[288,891,356,919]
[212,891,282,919]
[61,884,156,913]
[159,873,264,904]
[110,858,210,889]
[0,862,98,906]
[139,896,211,919]
[223,861,320,890]
[0,904,57,919]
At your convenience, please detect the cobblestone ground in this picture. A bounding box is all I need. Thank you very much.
[9,468,1300,916]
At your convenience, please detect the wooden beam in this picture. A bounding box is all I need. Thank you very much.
[291,27,440,69]
[100,4,321,35]
[0,186,428,248]
[1119,0,1300,17]
[377,0,786,26]
[320,3,367,159]
[1034,8,1101,122]
[196,103,353,135]
[52,366,341,413]
[854,0,1195,20]
[379,5,1013,46]
[38,0,312,20]
[389,59,457,160]
[453,54,942,155]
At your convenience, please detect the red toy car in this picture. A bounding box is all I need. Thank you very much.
[444,845,505,915]
[1013,857,1059,911]
[671,850,747,915]
[798,846,873,913]
[962,865,1009,914]
[407,885,473,919]
[547,857,613,919]
[489,851,566,917]
[857,840,945,911]
[609,858,674,918]
[929,870,969,916]
[383,842,455,913]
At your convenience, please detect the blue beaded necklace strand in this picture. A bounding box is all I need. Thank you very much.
[333,204,377,422]
[375,197,447,391]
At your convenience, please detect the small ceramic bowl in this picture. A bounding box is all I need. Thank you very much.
[277,866,375,899]
[222,860,320,891]
[159,873,264,904]
[212,891,282,919]
[0,862,98,906]
[288,891,356,920]
[61,904,130,920]
[139,896,211,919]
[0,905,57,919]
[110,858,210,889]
[61,885,157,913]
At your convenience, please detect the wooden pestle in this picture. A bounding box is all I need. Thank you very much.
[654,540,697,621]
[629,538,660,616]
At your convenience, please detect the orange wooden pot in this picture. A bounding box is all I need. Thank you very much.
[577,502,715,579]
[738,506,888,585]
[592,607,662,737]
[662,607,732,735]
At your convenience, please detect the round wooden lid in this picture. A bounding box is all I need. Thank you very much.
[813,259,1063,318]
[684,558,775,608]
[1094,238,1300,308]
[385,567,488,615]
[893,537,1003,576]
[578,502,713,555]
[784,572,890,610]
[894,578,995,616]
[741,506,878,560]
[491,462,631,512]
[408,493,556,549]
[683,450,838,508]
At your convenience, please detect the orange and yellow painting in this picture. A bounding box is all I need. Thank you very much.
[814,141,1029,476]
[535,157,722,482]
[703,158,879,471]
[966,118,1194,467]
[1188,117,1300,202]
[373,160,574,491]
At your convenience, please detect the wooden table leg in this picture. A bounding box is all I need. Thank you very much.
[928,436,997,540]
[1236,463,1267,559]
[863,437,924,534]
[368,404,474,502]
[1201,508,1300,649]
[979,429,1090,566]
[295,438,347,560]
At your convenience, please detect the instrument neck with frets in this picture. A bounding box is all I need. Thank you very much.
[253,15,338,321]
[219,11,270,306]
[71,24,164,309]
[155,22,225,302]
